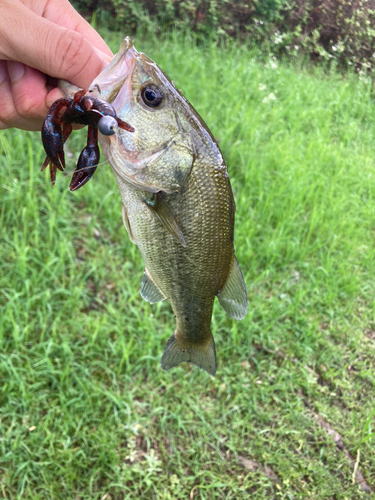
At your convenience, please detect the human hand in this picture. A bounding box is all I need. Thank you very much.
[0,0,113,131]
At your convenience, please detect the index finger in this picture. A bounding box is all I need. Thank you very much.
[2,5,109,88]
[41,0,113,58]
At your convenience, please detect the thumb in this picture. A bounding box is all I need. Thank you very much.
[2,2,108,88]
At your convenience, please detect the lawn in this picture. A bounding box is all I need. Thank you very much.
[1,32,375,499]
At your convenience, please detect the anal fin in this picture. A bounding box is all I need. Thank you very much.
[217,256,248,320]
[144,193,186,248]
[141,268,166,304]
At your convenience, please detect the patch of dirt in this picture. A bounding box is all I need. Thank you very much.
[238,454,279,482]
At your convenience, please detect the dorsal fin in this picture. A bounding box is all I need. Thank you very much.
[140,268,166,304]
[217,256,248,320]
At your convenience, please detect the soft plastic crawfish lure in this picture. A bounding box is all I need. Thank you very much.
[41,87,134,190]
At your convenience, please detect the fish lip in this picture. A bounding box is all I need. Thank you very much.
[89,39,138,105]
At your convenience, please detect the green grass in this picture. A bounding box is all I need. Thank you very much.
[1,32,375,499]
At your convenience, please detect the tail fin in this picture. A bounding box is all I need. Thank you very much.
[161,332,216,375]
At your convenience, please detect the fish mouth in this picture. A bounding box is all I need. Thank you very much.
[92,38,144,187]
[90,37,137,105]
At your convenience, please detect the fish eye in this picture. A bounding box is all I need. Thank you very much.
[141,84,164,108]
[98,115,117,136]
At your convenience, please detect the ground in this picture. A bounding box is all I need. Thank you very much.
[0,32,375,499]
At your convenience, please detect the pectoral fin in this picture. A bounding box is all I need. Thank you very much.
[144,194,186,248]
[122,204,136,243]
[217,257,248,320]
[141,268,166,303]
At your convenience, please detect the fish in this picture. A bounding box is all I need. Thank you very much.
[61,37,248,375]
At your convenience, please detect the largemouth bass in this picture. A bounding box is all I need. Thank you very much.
[62,38,248,375]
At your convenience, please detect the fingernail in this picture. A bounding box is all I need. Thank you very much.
[0,61,7,84]
[8,61,25,83]
[46,88,65,108]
